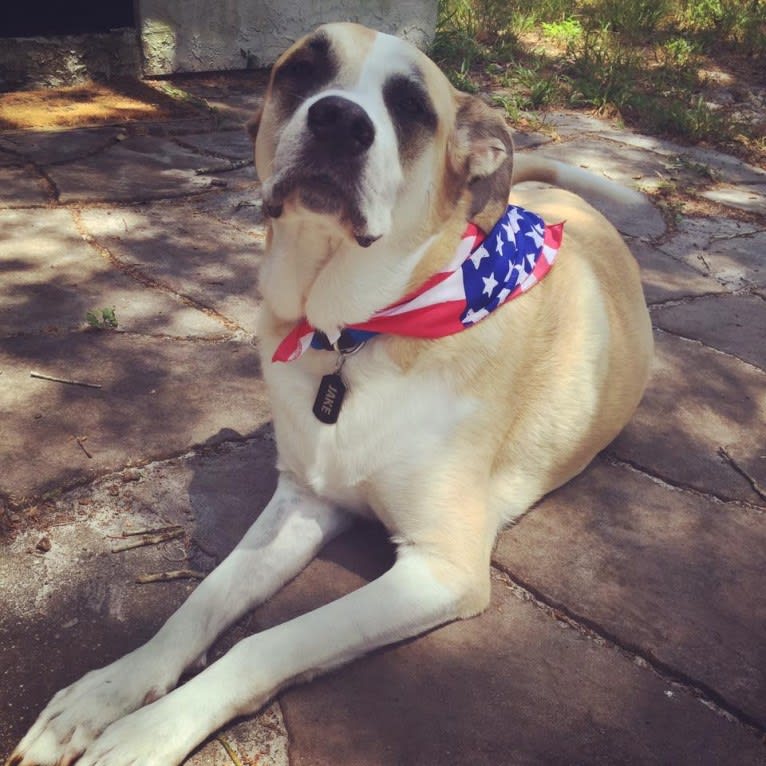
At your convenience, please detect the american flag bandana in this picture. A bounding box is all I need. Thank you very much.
[273,205,564,363]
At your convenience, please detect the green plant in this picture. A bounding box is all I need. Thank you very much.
[583,0,670,42]
[492,93,524,121]
[86,307,118,330]
[541,17,584,43]
[433,0,520,68]
[661,36,699,67]
[433,0,764,165]
[681,0,766,53]
[448,63,481,92]
[567,26,643,112]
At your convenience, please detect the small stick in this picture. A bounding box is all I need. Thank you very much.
[75,436,93,459]
[195,158,253,175]
[216,735,244,766]
[136,569,205,584]
[111,524,184,539]
[111,528,184,552]
[31,371,102,389]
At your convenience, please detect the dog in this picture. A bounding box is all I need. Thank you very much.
[10,22,653,766]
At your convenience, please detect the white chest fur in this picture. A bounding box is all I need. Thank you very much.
[263,340,476,527]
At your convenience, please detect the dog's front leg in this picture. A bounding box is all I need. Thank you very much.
[9,474,349,766]
[73,544,488,766]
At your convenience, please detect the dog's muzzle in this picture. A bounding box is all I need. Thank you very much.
[263,96,383,247]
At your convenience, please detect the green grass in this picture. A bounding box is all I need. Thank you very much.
[432,0,766,163]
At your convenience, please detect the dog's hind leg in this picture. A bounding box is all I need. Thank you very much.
[71,542,488,766]
[8,473,350,766]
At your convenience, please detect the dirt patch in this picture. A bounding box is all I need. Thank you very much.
[0,79,205,131]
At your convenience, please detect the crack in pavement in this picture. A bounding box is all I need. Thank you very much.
[69,207,246,334]
[604,453,766,514]
[717,447,766,503]
[489,564,766,740]
[646,290,730,308]
[0,430,270,519]
[653,326,766,376]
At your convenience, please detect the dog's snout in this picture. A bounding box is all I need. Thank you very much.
[308,96,375,155]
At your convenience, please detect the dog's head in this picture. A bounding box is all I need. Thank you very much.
[248,23,514,247]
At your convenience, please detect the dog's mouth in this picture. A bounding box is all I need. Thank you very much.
[263,170,381,248]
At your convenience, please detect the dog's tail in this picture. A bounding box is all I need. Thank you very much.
[512,153,645,207]
[510,152,663,237]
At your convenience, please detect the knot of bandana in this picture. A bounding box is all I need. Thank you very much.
[273,205,564,363]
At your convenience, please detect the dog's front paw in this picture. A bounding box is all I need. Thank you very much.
[7,650,174,766]
[76,700,193,766]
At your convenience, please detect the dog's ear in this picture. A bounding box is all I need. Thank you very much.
[450,94,513,231]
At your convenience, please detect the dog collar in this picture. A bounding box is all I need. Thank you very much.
[273,204,564,363]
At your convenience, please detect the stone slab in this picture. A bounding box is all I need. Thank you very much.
[79,197,265,334]
[0,439,286,765]
[659,216,766,289]
[682,146,766,187]
[0,332,269,504]
[161,72,267,126]
[545,111,628,138]
[189,181,265,232]
[652,294,766,370]
[0,166,50,207]
[0,127,122,166]
[546,113,766,186]
[178,130,254,160]
[0,208,226,338]
[0,149,20,167]
[702,184,766,214]
[628,238,725,304]
[254,525,765,765]
[612,331,766,503]
[48,136,227,203]
[511,130,552,150]
[102,435,279,562]
[186,710,288,766]
[494,457,766,727]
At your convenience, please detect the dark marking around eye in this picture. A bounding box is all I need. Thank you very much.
[383,74,438,159]
[273,32,337,114]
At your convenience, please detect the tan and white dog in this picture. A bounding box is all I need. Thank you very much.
[10,22,653,766]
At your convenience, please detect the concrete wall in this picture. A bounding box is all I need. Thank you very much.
[139,0,438,76]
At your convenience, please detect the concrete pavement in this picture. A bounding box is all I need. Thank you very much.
[1,76,765,765]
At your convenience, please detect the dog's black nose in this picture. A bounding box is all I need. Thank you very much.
[308,96,375,155]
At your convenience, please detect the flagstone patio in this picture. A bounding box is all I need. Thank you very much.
[1,74,764,765]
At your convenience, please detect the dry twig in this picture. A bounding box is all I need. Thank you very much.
[216,735,244,766]
[111,527,184,552]
[113,524,184,538]
[74,436,93,459]
[30,370,102,389]
[136,569,205,584]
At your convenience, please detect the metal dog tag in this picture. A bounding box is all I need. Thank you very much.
[313,373,346,424]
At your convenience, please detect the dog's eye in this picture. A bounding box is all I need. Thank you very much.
[397,94,426,118]
[384,76,436,131]
[272,34,337,114]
